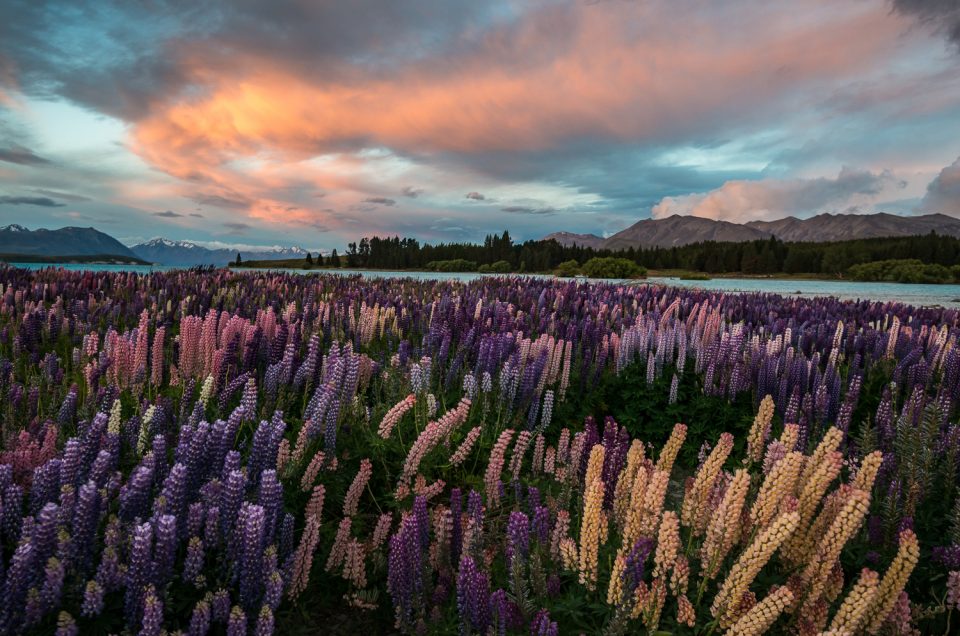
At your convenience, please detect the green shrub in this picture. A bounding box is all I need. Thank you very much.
[581,257,646,279]
[478,260,513,273]
[424,259,478,272]
[847,259,955,284]
[553,259,581,277]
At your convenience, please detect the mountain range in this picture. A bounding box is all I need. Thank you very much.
[129,238,308,266]
[0,225,310,266]
[545,212,960,250]
[0,224,140,259]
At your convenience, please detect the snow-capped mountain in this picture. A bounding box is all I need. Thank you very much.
[131,238,309,266]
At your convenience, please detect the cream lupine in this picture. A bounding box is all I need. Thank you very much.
[701,468,751,579]
[583,444,605,490]
[749,451,802,532]
[746,395,775,464]
[725,585,794,636]
[829,568,880,634]
[652,511,680,580]
[681,432,733,534]
[655,423,687,474]
[852,450,884,493]
[799,427,844,488]
[578,469,606,590]
[613,440,646,529]
[797,488,871,615]
[782,449,844,565]
[864,528,921,634]
[778,423,800,453]
[638,469,670,538]
[711,510,800,627]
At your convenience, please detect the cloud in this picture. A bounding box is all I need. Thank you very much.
[153,210,184,218]
[892,0,960,47]
[0,145,49,165]
[0,195,64,207]
[32,188,89,202]
[223,221,251,234]
[401,186,422,198]
[919,155,960,215]
[189,212,204,217]
[363,197,396,206]
[652,167,901,223]
[501,205,556,215]
[466,192,487,201]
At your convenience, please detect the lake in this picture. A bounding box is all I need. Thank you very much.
[9,262,960,307]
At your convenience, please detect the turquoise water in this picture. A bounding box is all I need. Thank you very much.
[10,263,960,307]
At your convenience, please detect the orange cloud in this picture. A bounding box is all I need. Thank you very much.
[127,1,916,227]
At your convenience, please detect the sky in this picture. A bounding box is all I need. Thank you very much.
[1,0,959,251]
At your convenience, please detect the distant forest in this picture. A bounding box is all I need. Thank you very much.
[329,231,960,276]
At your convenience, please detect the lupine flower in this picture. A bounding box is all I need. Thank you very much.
[343,459,373,517]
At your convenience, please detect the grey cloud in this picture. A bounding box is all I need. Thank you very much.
[189,212,204,218]
[466,191,487,200]
[363,197,396,206]
[0,195,64,207]
[153,210,183,218]
[223,222,251,234]
[0,145,50,165]
[893,0,960,47]
[402,186,422,198]
[501,205,556,215]
[32,188,89,202]
[919,155,960,214]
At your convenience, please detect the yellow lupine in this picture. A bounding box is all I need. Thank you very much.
[681,432,733,535]
[852,450,883,493]
[746,395,775,464]
[613,440,645,529]
[638,469,670,538]
[711,510,800,627]
[652,510,680,580]
[799,427,844,487]
[622,464,649,547]
[583,443,605,490]
[864,528,920,634]
[798,488,871,615]
[655,423,687,475]
[578,474,606,590]
[724,585,794,636]
[701,468,751,579]
[778,423,800,453]
[829,567,879,634]
[749,451,803,532]
[783,449,844,565]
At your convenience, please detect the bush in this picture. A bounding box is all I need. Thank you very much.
[478,260,513,273]
[553,259,581,277]
[581,257,646,279]
[425,259,478,272]
[847,259,955,284]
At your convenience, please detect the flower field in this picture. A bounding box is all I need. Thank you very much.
[0,266,958,635]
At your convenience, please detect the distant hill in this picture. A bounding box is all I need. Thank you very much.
[746,212,960,242]
[543,232,606,249]
[602,215,771,250]
[543,212,960,250]
[0,224,139,258]
[131,238,309,266]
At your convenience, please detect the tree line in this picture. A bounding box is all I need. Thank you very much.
[303,231,960,276]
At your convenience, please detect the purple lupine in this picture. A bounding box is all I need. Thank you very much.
[140,585,163,636]
[529,609,559,636]
[450,488,463,566]
[82,580,105,617]
[126,521,154,626]
[506,511,530,569]
[189,598,211,636]
[456,555,490,634]
[227,606,247,636]
[237,503,267,609]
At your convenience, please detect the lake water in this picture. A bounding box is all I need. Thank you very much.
[9,263,960,308]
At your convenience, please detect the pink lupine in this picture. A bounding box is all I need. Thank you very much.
[449,427,481,466]
[288,517,321,599]
[151,326,165,386]
[378,394,416,439]
[508,431,533,480]
[343,459,373,517]
[484,429,515,507]
[326,517,353,572]
[369,513,393,552]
